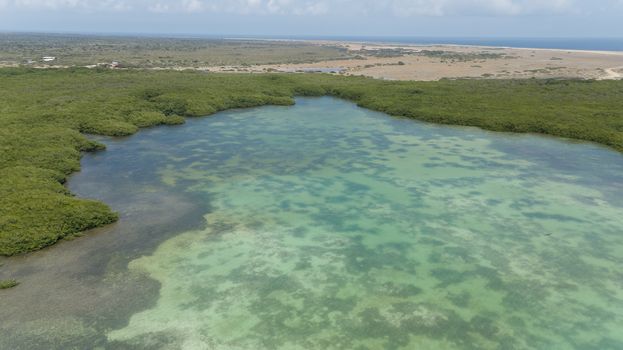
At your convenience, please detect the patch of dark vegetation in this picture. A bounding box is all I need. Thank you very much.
[0,279,19,289]
[416,50,511,62]
[350,48,511,63]
[351,47,415,57]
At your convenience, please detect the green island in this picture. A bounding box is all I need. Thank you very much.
[1,67,623,256]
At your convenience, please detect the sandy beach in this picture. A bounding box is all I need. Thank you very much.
[3,38,622,81]
[200,40,623,81]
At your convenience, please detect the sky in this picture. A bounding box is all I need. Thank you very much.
[0,0,622,37]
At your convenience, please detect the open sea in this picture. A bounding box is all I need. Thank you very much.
[252,36,623,52]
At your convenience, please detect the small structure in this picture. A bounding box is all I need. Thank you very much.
[42,56,56,62]
[110,61,120,69]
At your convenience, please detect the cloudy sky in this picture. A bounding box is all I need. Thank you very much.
[0,0,622,37]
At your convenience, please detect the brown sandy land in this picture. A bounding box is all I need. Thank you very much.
[600,66,623,80]
[196,41,623,81]
[2,40,622,81]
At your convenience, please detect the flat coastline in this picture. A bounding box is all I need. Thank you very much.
[2,35,622,81]
[205,39,623,81]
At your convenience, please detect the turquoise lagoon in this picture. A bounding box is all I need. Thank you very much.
[1,97,622,349]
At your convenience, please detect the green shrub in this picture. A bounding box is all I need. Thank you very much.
[0,280,18,289]
[127,111,171,127]
[155,97,189,116]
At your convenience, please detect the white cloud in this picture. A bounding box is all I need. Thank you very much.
[144,0,332,15]
[183,0,203,12]
[388,0,575,17]
[6,0,131,11]
[0,0,617,16]
[148,3,169,13]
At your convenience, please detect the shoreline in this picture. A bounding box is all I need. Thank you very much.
[228,37,623,55]
[3,35,622,81]
[1,69,623,257]
[200,39,623,81]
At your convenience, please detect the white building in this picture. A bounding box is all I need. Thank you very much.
[42,56,56,62]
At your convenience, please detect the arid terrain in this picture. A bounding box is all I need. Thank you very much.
[2,34,621,81]
[205,41,623,81]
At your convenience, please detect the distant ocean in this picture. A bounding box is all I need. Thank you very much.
[250,36,623,52]
[38,32,623,52]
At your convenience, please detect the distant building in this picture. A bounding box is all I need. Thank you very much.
[110,61,120,68]
[42,56,56,62]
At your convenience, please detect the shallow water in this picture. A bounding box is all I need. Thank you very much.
[1,97,623,349]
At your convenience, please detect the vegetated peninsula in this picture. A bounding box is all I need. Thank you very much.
[1,67,622,256]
